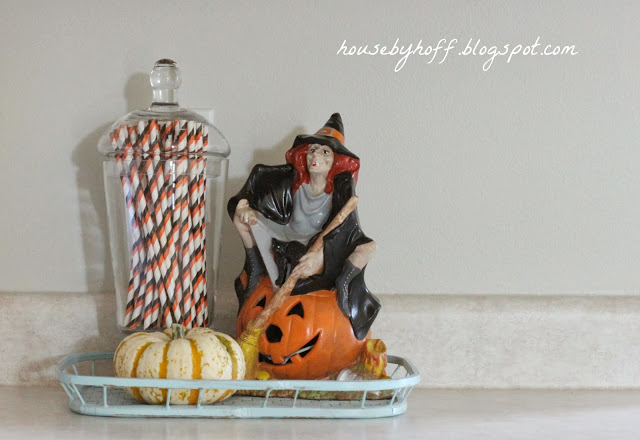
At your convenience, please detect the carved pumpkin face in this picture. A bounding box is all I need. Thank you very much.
[236,278,366,380]
[236,277,275,338]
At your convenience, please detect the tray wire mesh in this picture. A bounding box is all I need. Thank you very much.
[57,352,420,418]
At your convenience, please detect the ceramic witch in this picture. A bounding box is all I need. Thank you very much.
[229,113,386,382]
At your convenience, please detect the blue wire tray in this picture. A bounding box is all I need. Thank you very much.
[56,351,420,419]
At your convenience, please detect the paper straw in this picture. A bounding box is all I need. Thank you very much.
[110,117,210,330]
[190,124,205,327]
[123,123,148,329]
[161,121,183,326]
[154,120,182,327]
[199,125,209,326]
[130,124,158,330]
[142,120,171,327]
[123,126,150,328]
[177,121,195,327]
[138,121,158,327]
[187,122,203,327]
[171,120,189,325]
[136,122,157,329]
[155,120,173,326]
[128,123,172,330]
[112,126,145,328]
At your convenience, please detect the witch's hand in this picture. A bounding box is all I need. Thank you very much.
[290,250,324,279]
[234,199,257,227]
[233,199,257,248]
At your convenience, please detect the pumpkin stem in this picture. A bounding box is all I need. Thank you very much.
[171,324,186,340]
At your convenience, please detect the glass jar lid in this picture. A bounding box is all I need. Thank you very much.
[98,59,230,158]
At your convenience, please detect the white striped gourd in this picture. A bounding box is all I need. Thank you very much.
[113,324,245,404]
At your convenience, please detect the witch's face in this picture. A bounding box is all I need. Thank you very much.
[306,144,334,175]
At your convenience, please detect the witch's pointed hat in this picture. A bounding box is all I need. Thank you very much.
[291,113,358,160]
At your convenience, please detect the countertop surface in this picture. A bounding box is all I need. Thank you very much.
[2,387,640,439]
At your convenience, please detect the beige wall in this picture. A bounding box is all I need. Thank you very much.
[1,1,638,295]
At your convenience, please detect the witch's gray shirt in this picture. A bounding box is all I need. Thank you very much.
[250,183,332,285]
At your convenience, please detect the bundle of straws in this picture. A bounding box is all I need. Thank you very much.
[110,119,209,330]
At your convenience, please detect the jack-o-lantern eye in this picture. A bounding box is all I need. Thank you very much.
[286,301,304,318]
[265,324,283,343]
[256,296,266,308]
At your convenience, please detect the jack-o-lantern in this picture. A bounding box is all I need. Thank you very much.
[236,277,367,380]
[236,276,275,338]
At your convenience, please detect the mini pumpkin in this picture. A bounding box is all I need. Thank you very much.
[113,325,245,405]
[237,281,367,380]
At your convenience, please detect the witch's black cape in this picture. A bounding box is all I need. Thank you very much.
[228,164,380,339]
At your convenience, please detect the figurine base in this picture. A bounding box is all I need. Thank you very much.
[236,388,394,401]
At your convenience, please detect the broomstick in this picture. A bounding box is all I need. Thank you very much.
[237,195,359,379]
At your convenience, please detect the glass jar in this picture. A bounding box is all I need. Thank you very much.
[98,59,230,332]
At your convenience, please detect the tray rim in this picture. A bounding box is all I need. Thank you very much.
[57,351,421,391]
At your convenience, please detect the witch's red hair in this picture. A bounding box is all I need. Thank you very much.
[285,144,360,194]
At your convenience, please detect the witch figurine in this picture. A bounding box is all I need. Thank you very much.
[229,113,383,380]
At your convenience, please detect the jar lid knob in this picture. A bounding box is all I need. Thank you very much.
[149,59,181,107]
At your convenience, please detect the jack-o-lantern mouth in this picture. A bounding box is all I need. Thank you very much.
[259,333,320,366]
